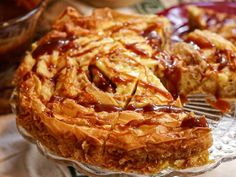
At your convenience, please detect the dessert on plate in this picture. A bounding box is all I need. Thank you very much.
[187,5,236,45]
[15,7,213,174]
[157,29,236,107]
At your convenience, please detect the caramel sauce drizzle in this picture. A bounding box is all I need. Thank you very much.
[112,76,133,84]
[90,52,173,100]
[163,65,181,100]
[126,104,182,113]
[215,50,236,71]
[81,102,183,114]
[50,95,181,114]
[139,81,173,100]
[49,95,208,128]
[185,35,236,71]
[40,28,209,130]
[142,24,162,50]
[72,46,98,57]
[152,52,181,99]
[93,104,123,113]
[185,35,214,49]
[34,19,228,121]
[32,36,75,58]
[207,99,231,113]
[120,115,208,129]
[88,65,116,93]
[180,116,208,128]
[125,43,148,57]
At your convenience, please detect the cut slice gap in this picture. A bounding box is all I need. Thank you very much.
[94,49,142,108]
[88,65,116,93]
[124,80,139,109]
[127,66,174,109]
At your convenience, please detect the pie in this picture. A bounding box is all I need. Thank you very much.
[187,5,236,45]
[15,7,212,174]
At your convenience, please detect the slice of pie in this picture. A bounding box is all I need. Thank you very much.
[148,5,236,111]
[187,5,236,45]
[15,7,212,174]
[165,30,236,105]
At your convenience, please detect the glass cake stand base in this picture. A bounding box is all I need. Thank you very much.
[16,113,236,177]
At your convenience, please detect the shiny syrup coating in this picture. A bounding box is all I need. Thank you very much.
[32,37,75,58]
[125,43,148,57]
[89,65,116,93]
[215,50,229,70]
[207,99,231,113]
[164,65,181,100]
[153,52,181,100]
[142,24,162,50]
[126,104,183,113]
[181,116,208,128]
[185,35,214,49]
[74,102,183,114]
[93,104,123,113]
[112,76,134,84]
[214,50,236,71]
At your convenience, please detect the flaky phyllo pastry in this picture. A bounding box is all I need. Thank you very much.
[169,30,236,106]
[14,7,216,174]
[188,6,236,45]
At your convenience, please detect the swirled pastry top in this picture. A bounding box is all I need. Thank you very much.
[15,7,212,174]
[16,7,178,110]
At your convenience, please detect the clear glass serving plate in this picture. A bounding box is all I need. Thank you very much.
[14,99,236,177]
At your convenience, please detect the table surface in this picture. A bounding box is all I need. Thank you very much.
[1,0,236,176]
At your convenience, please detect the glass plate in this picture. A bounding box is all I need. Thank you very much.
[16,112,236,177]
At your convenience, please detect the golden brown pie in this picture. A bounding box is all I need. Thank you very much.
[15,7,212,174]
[167,30,236,109]
[187,5,236,45]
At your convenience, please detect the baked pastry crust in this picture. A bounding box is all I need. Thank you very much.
[149,6,236,111]
[15,7,212,174]
[187,5,236,45]
[167,30,236,105]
